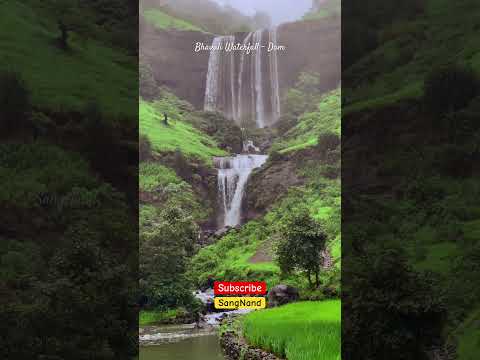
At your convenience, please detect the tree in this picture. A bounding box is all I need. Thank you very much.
[140,206,198,308]
[48,0,90,50]
[276,208,327,288]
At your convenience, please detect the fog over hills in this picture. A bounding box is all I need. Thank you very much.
[212,0,313,25]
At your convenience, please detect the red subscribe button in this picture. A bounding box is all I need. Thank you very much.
[214,281,267,295]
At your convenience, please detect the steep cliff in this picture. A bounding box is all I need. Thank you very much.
[140,16,340,110]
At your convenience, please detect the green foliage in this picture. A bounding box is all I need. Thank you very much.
[140,206,198,309]
[0,143,137,359]
[343,0,480,110]
[276,208,328,288]
[343,245,445,360]
[139,162,181,191]
[242,301,340,360]
[143,8,204,32]
[273,88,340,154]
[139,94,226,164]
[139,309,181,326]
[277,73,325,134]
[424,65,479,115]
[0,1,137,115]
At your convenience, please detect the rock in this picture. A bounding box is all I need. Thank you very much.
[267,284,299,307]
[220,328,282,360]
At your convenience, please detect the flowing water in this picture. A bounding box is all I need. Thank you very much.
[204,28,281,128]
[214,154,268,228]
[140,325,223,360]
[140,289,251,359]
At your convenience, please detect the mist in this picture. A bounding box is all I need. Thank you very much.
[212,0,313,25]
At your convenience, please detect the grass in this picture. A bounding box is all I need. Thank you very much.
[143,9,205,32]
[272,88,340,154]
[242,301,341,360]
[139,309,180,326]
[139,97,226,164]
[0,2,136,116]
[139,162,181,192]
[344,0,480,111]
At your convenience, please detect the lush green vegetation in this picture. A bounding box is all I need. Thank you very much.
[143,8,204,32]
[139,309,182,326]
[1,1,138,357]
[273,88,340,154]
[0,1,136,116]
[342,1,480,357]
[242,301,341,360]
[139,94,226,164]
[343,0,480,111]
[189,76,341,299]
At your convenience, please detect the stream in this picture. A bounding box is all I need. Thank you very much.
[139,289,252,359]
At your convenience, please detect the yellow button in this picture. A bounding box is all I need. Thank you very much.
[214,297,266,309]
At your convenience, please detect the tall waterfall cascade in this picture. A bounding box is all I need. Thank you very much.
[214,154,268,228]
[204,28,281,128]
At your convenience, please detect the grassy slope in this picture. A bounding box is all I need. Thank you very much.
[344,1,480,356]
[143,8,205,32]
[272,89,340,154]
[0,2,136,116]
[242,301,341,360]
[139,96,226,164]
[344,0,480,112]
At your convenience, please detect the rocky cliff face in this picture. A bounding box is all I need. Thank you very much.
[140,19,214,108]
[140,16,340,109]
[277,16,341,94]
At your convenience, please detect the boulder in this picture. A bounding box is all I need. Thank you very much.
[267,284,299,307]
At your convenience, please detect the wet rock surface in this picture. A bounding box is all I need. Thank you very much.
[220,318,282,360]
[267,284,300,307]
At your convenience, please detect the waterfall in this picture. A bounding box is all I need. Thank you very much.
[269,28,281,124]
[204,28,281,128]
[253,30,265,128]
[214,154,268,227]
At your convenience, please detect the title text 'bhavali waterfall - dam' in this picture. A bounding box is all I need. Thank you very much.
[205,29,280,228]
[204,28,281,129]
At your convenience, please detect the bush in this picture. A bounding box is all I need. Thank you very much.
[0,71,30,136]
[424,65,479,115]
[316,132,340,154]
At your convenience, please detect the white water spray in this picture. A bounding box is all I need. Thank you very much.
[204,28,281,128]
[215,154,268,227]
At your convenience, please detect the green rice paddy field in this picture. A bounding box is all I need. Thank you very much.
[242,300,341,360]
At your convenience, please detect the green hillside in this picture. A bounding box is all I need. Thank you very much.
[142,8,205,32]
[344,0,480,111]
[0,1,136,116]
[139,95,226,164]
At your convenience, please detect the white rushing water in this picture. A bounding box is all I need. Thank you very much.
[204,28,281,128]
[253,29,265,128]
[214,154,268,227]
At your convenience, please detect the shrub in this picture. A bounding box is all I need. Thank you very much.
[0,71,30,136]
[424,65,479,115]
[316,132,340,154]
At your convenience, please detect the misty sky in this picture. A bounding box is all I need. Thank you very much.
[213,0,313,25]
